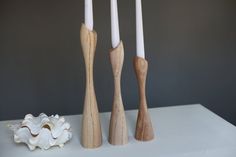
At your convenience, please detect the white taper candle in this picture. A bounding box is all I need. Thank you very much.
[85,0,93,31]
[111,0,120,48]
[136,0,145,58]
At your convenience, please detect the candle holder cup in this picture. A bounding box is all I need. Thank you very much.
[80,23,102,148]
[108,41,128,145]
[134,56,154,141]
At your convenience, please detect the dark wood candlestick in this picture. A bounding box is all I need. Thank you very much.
[134,56,154,141]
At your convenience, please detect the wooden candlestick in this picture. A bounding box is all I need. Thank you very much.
[134,56,154,141]
[109,41,128,145]
[80,23,102,148]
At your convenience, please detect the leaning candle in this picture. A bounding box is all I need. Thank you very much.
[136,0,145,58]
[85,0,93,31]
[111,0,120,48]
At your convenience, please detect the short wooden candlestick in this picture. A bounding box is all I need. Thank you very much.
[134,56,154,141]
[80,24,102,148]
[109,41,128,145]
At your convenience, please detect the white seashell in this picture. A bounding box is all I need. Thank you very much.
[10,113,72,151]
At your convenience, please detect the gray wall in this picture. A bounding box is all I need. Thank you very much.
[0,0,236,125]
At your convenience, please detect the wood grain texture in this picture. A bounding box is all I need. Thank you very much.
[134,56,154,141]
[80,24,102,148]
[109,41,128,145]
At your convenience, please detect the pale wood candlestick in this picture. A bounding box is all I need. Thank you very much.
[134,56,154,141]
[109,41,128,145]
[80,23,102,148]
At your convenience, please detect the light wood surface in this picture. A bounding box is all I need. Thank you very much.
[109,41,128,145]
[133,56,154,141]
[80,24,102,148]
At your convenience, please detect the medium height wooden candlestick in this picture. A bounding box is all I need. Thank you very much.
[80,24,102,148]
[109,41,128,145]
[134,56,154,141]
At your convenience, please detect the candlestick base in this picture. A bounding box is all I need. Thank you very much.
[133,56,154,141]
[109,41,128,145]
[80,23,102,148]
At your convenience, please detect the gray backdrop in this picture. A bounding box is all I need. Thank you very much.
[0,0,236,125]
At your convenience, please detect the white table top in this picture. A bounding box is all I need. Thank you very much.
[0,104,236,157]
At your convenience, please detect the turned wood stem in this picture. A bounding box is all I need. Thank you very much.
[134,56,154,141]
[109,41,128,145]
[80,24,102,148]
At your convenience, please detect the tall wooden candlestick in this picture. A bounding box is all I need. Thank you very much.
[109,41,128,145]
[80,24,102,148]
[134,56,154,141]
